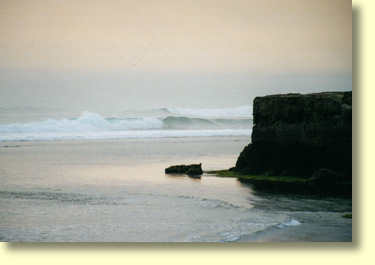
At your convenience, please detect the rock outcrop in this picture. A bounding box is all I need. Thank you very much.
[165,164,203,175]
[235,92,352,180]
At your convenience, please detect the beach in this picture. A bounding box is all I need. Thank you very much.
[0,137,352,242]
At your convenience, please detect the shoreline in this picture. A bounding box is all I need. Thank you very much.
[237,219,352,242]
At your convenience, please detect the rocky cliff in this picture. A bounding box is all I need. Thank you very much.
[235,92,352,180]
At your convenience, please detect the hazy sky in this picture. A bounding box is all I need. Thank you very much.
[0,0,352,113]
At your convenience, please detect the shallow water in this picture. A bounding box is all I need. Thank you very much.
[0,137,351,242]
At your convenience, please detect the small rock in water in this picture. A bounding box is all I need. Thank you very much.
[165,163,203,175]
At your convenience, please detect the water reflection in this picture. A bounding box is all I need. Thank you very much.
[237,178,352,199]
[164,173,202,181]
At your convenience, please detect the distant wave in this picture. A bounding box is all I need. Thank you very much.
[0,112,251,133]
[164,105,252,118]
[0,110,252,141]
[162,116,251,129]
[0,111,163,133]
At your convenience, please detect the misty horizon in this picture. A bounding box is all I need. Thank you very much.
[1,0,352,117]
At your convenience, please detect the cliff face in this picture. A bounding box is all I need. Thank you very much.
[235,92,352,179]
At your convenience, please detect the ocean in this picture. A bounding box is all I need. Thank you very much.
[0,106,252,142]
[0,106,352,242]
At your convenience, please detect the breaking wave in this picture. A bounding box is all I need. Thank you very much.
[0,112,251,133]
[0,108,252,141]
[0,111,163,133]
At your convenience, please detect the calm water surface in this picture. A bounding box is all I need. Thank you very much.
[0,138,352,242]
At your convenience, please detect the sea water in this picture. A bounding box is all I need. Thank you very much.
[0,106,252,142]
[0,106,352,242]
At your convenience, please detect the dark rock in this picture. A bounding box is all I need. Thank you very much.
[235,92,352,180]
[165,164,203,175]
[308,168,344,185]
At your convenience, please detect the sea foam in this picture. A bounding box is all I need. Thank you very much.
[0,129,251,142]
[275,219,301,229]
[0,107,253,141]
[0,111,163,133]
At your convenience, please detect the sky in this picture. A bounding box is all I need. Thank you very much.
[0,0,352,114]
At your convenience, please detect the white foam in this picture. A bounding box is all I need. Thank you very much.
[0,129,252,142]
[220,231,241,242]
[275,219,301,229]
[166,105,252,118]
[0,111,163,133]
[0,109,253,141]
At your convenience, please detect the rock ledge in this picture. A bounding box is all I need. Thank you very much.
[235,92,352,180]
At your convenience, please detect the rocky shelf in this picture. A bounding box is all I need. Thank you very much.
[222,91,352,197]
